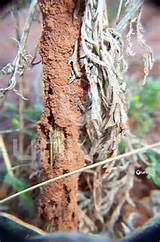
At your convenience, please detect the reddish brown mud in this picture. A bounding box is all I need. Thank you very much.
[37,0,85,231]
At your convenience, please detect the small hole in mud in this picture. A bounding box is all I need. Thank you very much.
[39,124,46,135]
[72,212,75,219]
[49,200,58,208]
[63,169,69,174]
[48,86,53,95]
[48,110,55,124]
[67,195,71,203]
[41,204,46,209]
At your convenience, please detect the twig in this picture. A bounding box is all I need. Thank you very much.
[0,141,160,204]
[13,6,25,158]
[115,0,123,24]
[68,40,81,83]
[0,124,36,134]
[18,76,25,157]
[0,135,14,177]
[0,0,38,97]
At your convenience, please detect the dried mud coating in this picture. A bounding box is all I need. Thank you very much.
[38,0,85,231]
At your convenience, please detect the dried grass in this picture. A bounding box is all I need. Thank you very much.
[77,0,154,234]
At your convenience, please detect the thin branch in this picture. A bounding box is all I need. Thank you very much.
[115,0,123,24]
[0,0,38,97]
[0,124,36,134]
[19,76,25,156]
[0,135,14,177]
[0,141,160,204]
[13,6,25,158]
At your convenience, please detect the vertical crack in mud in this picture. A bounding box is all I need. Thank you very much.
[37,0,85,231]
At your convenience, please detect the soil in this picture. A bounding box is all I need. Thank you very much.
[37,0,85,232]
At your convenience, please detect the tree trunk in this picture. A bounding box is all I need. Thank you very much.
[38,0,85,232]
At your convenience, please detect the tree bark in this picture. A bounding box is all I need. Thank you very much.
[38,0,85,232]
